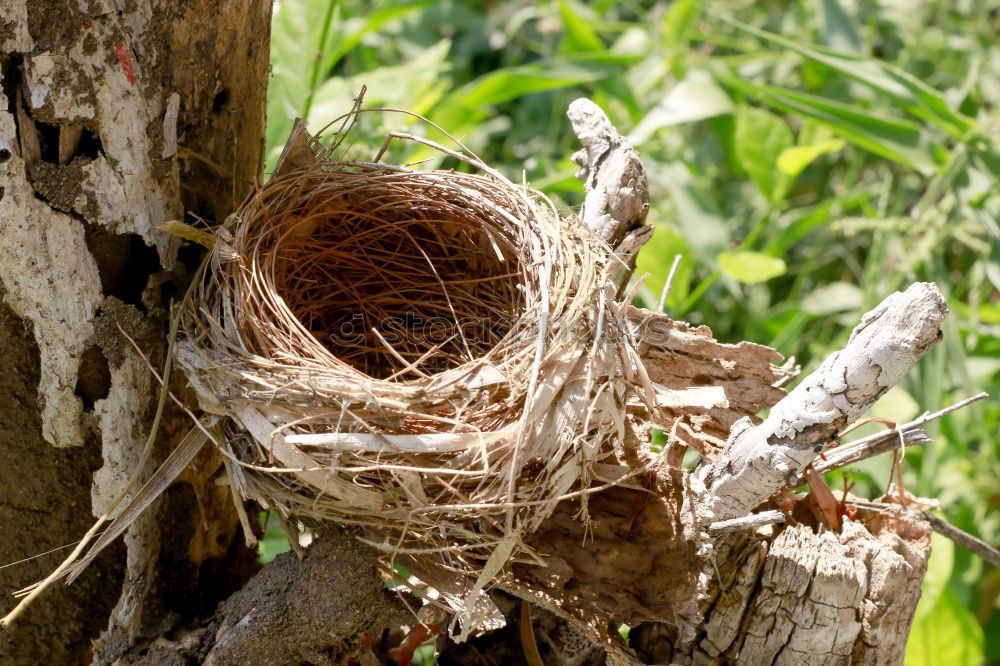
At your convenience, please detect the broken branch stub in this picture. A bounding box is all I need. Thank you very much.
[567,98,650,256]
[697,282,948,523]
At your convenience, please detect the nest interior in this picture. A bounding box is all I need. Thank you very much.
[266,170,526,379]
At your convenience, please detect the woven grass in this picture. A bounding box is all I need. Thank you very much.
[175,112,652,619]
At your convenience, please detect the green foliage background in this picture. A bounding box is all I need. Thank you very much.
[264,1,999,661]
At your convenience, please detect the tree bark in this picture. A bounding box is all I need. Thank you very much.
[0,0,269,662]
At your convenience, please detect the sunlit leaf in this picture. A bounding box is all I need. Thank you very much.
[664,0,698,47]
[267,0,431,162]
[717,72,941,173]
[777,139,846,178]
[717,250,787,283]
[913,531,955,624]
[801,281,861,315]
[268,0,342,157]
[820,0,863,54]
[735,105,793,201]
[870,385,920,423]
[558,0,604,53]
[628,71,734,145]
[658,162,730,259]
[450,56,629,107]
[308,39,452,128]
[906,589,984,666]
[723,15,976,139]
[635,224,693,308]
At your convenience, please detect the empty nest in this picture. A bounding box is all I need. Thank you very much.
[175,113,652,627]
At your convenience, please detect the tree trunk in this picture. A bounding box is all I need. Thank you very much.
[0,0,269,661]
[0,4,947,665]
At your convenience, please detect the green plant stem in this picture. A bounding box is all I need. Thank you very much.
[301,0,339,122]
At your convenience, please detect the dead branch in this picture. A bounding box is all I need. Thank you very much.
[925,513,1000,567]
[567,98,650,257]
[813,392,987,474]
[697,282,948,524]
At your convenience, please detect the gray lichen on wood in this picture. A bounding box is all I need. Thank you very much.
[567,98,650,256]
[0,84,102,448]
[697,282,947,524]
[0,16,180,453]
[1,0,270,661]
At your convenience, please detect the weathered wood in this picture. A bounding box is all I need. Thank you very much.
[567,98,651,259]
[697,283,947,524]
[632,308,792,456]
[634,505,930,664]
[0,0,270,661]
[126,532,409,665]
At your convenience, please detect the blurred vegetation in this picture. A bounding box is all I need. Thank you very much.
[262,1,999,662]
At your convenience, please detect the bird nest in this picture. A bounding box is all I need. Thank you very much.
[175,114,652,624]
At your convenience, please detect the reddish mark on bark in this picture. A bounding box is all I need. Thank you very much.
[83,23,93,30]
[114,42,137,85]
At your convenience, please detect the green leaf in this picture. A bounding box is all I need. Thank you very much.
[722,15,976,139]
[308,39,452,128]
[268,0,341,157]
[906,588,984,666]
[717,72,941,173]
[659,162,730,259]
[913,531,955,624]
[820,0,863,54]
[777,139,846,179]
[628,70,734,145]
[663,0,698,47]
[717,250,787,284]
[258,513,292,563]
[558,0,604,53]
[635,224,693,308]
[801,281,861,315]
[450,57,616,107]
[870,385,920,423]
[267,0,431,158]
[735,105,793,202]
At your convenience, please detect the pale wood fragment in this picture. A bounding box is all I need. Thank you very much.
[567,98,650,255]
[698,283,947,524]
[709,509,785,534]
[631,307,792,454]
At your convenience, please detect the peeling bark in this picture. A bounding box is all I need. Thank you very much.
[0,0,270,661]
[697,283,947,524]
